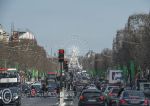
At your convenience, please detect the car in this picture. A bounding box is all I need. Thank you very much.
[78,89,105,106]
[47,82,59,96]
[146,96,150,106]
[47,82,58,91]
[76,84,85,92]
[117,90,149,106]
[31,83,42,96]
[106,87,120,106]
[83,84,97,90]
[144,89,150,106]
[0,87,21,106]
[81,77,89,84]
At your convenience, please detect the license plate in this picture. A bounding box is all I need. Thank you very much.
[130,100,140,104]
[88,99,96,102]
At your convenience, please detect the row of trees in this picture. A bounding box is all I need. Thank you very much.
[0,39,59,79]
[113,13,150,80]
[81,12,150,80]
[81,49,112,78]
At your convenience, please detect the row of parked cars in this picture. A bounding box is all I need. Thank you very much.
[78,83,150,106]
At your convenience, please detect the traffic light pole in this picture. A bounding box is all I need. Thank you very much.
[59,62,64,106]
[58,49,65,106]
[60,62,63,89]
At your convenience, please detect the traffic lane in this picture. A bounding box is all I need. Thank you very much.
[63,90,78,106]
[19,91,80,106]
[21,96,79,106]
[21,96,59,106]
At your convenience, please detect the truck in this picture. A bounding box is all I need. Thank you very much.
[0,68,21,106]
[106,70,123,84]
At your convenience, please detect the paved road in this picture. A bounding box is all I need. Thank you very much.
[21,96,59,106]
[63,89,79,106]
[21,93,78,106]
[2,91,79,106]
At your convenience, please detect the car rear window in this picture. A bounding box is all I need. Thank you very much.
[123,91,145,99]
[83,92,101,97]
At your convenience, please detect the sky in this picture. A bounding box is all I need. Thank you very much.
[0,0,150,56]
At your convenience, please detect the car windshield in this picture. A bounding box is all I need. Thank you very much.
[32,85,41,90]
[0,83,19,88]
[48,83,57,88]
[0,73,18,78]
[83,92,101,97]
[123,91,145,99]
[47,74,56,79]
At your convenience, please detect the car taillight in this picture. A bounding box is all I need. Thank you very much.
[79,96,84,101]
[120,99,127,104]
[99,96,105,101]
[144,99,148,105]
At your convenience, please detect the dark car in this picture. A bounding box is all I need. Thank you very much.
[47,82,59,96]
[31,83,42,96]
[0,87,21,106]
[117,90,149,106]
[48,82,58,91]
[78,88,105,106]
[144,89,150,106]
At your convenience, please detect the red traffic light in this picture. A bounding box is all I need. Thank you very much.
[58,49,64,54]
[58,49,65,62]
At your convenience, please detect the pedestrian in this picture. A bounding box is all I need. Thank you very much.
[31,86,36,97]
[73,86,76,96]
[42,83,46,96]
[117,84,124,97]
[45,85,48,96]
[56,84,60,96]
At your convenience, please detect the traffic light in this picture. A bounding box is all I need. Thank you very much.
[63,60,68,72]
[58,49,64,62]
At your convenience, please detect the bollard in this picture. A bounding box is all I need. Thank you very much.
[59,87,64,106]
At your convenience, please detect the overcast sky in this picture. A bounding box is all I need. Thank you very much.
[0,0,150,55]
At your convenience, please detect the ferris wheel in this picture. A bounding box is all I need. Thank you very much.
[69,46,82,70]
